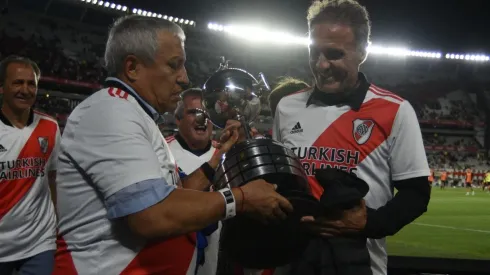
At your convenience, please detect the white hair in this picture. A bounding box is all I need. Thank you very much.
[104,15,186,76]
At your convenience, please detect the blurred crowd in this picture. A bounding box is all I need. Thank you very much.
[0,31,106,83]
[1,10,489,174]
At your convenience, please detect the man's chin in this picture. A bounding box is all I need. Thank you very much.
[318,82,342,94]
[12,101,34,112]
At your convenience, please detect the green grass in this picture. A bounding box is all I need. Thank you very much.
[387,187,490,259]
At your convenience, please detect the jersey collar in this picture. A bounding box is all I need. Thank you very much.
[174,133,212,157]
[0,108,34,127]
[104,77,161,122]
[306,72,370,111]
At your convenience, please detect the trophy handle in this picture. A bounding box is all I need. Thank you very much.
[235,112,253,140]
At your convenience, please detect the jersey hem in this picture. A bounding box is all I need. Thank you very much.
[391,169,430,181]
[0,242,56,262]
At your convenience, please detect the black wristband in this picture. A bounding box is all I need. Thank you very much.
[200,162,216,182]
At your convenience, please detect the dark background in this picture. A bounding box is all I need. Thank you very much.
[10,0,490,53]
[121,0,490,52]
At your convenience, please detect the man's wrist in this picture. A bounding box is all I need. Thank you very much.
[218,188,237,220]
[208,156,221,170]
[231,187,245,213]
[360,207,376,238]
[200,162,216,182]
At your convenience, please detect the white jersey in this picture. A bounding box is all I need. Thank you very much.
[273,83,429,275]
[166,135,217,175]
[167,135,221,275]
[0,111,60,262]
[54,86,198,275]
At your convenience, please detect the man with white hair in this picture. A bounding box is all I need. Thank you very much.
[273,1,431,274]
[53,15,292,275]
[166,88,221,275]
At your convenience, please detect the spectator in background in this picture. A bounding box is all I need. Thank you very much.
[0,55,60,275]
[269,77,310,117]
[167,88,221,275]
[465,168,474,195]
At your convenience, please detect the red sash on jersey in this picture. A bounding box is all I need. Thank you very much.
[54,233,197,275]
[0,118,57,221]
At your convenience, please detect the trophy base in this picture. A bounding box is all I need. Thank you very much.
[213,138,320,269]
[220,191,320,269]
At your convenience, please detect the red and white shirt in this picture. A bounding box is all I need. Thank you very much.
[273,81,429,275]
[0,110,60,262]
[54,81,198,275]
[167,135,221,275]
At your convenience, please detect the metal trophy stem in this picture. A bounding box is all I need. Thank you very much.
[203,57,321,270]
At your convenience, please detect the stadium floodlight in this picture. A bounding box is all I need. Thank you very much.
[409,51,441,59]
[115,4,121,10]
[184,19,189,24]
[367,45,411,57]
[163,15,168,19]
[137,9,142,15]
[98,1,103,6]
[104,2,110,7]
[142,11,147,16]
[208,23,309,46]
[158,14,162,18]
[132,8,137,13]
[110,3,115,8]
[169,16,174,21]
[179,18,184,23]
[122,6,127,11]
[190,21,195,26]
[91,0,97,4]
[174,18,179,22]
[446,53,489,62]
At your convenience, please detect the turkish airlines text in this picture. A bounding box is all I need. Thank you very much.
[291,146,359,175]
[0,157,47,180]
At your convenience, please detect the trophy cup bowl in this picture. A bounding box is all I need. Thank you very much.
[202,63,321,269]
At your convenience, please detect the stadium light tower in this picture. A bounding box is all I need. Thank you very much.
[445,53,489,62]
[207,22,469,60]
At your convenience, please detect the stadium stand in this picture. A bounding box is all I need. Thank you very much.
[1,7,489,184]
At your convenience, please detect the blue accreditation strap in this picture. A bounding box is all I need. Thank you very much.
[179,169,219,274]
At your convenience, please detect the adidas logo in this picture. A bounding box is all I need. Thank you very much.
[290,122,303,134]
[0,144,6,152]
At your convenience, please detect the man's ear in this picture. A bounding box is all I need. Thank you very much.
[359,49,368,66]
[123,55,141,82]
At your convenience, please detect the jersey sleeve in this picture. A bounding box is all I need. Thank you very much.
[70,99,175,217]
[47,124,61,172]
[389,101,430,181]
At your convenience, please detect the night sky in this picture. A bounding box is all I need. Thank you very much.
[112,0,490,53]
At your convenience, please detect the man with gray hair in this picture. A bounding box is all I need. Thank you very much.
[272,1,431,275]
[167,88,221,275]
[53,15,292,275]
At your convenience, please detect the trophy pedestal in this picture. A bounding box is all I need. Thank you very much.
[214,139,320,269]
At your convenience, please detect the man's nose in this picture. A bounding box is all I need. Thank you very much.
[177,67,190,87]
[19,84,32,94]
[316,53,331,71]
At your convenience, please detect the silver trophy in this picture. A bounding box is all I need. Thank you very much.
[203,58,320,270]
